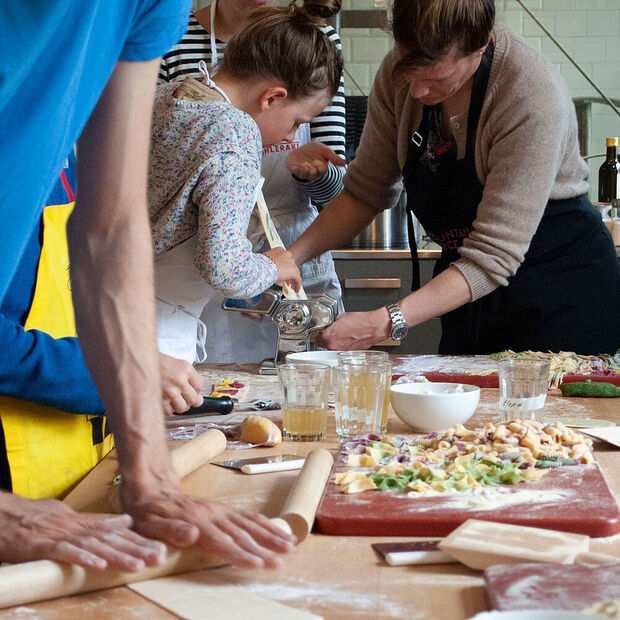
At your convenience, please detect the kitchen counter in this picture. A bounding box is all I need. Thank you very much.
[2,361,619,619]
[331,246,620,259]
[331,248,440,260]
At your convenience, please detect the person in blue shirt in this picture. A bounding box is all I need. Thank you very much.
[0,1,295,572]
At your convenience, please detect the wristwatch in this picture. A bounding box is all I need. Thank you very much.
[386,303,408,341]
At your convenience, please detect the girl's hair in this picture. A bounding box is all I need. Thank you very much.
[219,0,343,100]
[391,0,495,75]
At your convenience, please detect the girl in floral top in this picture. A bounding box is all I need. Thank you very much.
[148,0,343,364]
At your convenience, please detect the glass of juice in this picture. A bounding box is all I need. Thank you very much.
[332,363,388,441]
[278,363,331,441]
[337,351,392,435]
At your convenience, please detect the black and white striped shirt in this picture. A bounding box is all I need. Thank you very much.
[159,14,346,206]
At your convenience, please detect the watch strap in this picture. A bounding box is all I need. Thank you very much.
[387,303,408,340]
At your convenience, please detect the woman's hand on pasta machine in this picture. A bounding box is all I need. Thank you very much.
[314,307,391,350]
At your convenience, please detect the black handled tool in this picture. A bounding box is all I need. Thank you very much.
[173,396,280,417]
[176,396,235,416]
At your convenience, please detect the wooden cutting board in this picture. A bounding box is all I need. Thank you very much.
[391,355,620,388]
[315,446,620,538]
[484,563,620,611]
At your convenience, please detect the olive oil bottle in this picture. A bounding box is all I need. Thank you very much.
[598,137,620,203]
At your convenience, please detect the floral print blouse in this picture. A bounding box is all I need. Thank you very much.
[148,82,278,298]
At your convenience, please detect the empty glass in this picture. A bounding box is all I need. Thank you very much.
[498,359,550,423]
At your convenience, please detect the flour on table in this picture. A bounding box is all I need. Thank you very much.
[245,578,422,619]
[438,487,572,510]
[129,572,322,620]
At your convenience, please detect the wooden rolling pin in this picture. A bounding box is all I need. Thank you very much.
[0,448,333,609]
[273,448,333,541]
[64,428,227,513]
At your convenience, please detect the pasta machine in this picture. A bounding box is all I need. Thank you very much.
[222,288,338,374]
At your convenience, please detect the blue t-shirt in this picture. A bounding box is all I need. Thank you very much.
[0,0,190,302]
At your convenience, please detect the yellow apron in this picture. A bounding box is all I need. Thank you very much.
[0,202,113,498]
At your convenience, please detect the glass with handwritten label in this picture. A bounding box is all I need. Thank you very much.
[498,359,550,423]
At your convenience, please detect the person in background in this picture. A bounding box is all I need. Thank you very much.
[159,0,347,363]
[0,1,295,571]
[150,0,342,366]
[290,0,620,355]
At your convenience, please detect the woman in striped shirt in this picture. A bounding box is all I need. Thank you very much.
[159,0,347,363]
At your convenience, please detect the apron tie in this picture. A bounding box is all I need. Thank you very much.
[198,60,231,103]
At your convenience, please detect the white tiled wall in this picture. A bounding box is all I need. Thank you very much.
[340,0,620,198]
[194,0,619,195]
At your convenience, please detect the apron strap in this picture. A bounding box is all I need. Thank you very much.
[195,318,208,363]
[406,208,421,291]
[465,40,495,156]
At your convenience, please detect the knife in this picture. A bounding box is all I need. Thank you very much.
[214,454,305,474]
[371,541,454,566]
[173,396,280,417]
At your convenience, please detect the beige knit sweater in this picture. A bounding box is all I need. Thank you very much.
[344,24,589,301]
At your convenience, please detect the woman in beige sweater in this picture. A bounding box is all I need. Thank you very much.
[291,0,620,355]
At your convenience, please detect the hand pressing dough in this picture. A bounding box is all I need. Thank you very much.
[129,571,322,620]
[240,415,282,446]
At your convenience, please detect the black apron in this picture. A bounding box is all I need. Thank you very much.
[403,42,620,355]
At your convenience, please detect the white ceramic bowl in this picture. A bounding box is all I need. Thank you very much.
[390,382,480,432]
[285,350,341,367]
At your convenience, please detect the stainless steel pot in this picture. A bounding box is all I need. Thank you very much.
[350,192,411,249]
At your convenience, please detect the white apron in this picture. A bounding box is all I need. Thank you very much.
[155,166,265,364]
[155,236,214,364]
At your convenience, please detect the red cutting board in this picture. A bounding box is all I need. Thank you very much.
[391,355,620,388]
[315,447,620,538]
[484,563,620,611]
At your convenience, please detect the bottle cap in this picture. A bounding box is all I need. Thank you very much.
[606,137,618,147]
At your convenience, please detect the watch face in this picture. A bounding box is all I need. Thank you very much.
[391,325,408,341]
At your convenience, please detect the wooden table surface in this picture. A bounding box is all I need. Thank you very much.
[2,361,619,620]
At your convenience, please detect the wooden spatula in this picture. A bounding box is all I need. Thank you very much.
[438,519,619,570]
[255,191,306,300]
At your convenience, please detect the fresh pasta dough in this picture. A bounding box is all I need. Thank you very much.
[210,379,249,400]
[473,350,620,388]
[240,415,282,446]
[336,420,594,495]
[581,600,620,618]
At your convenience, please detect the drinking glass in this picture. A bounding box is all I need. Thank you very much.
[278,363,331,441]
[498,359,550,423]
[337,351,392,434]
[332,363,388,441]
